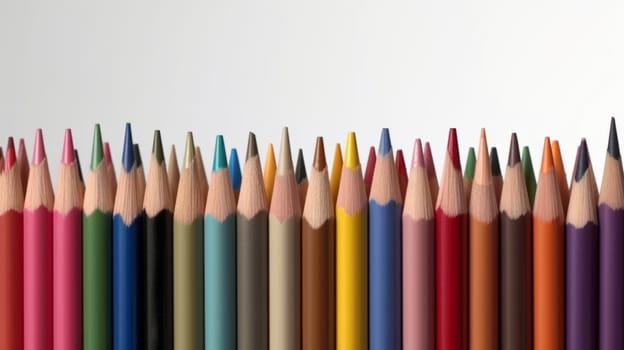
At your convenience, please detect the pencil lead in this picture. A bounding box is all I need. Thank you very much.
[412,139,424,168]
[540,137,554,173]
[183,132,195,170]
[122,123,135,172]
[133,144,143,167]
[295,149,307,183]
[313,137,326,171]
[608,117,621,160]
[474,128,491,184]
[490,147,502,176]
[507,133,520,167]
[104,142,113,167]
[575,139,590,181]
[152,130,164,164]
[424,142,436,176]
[277,127,294,175]
[61,129,75,165]
[464,147,476,179]
[90,124,104,170]
[344,132,360,169]
[246,132,258,160]
[447,128,461,170]
[33,128,46,165]
[379,128,392,156]
[229,149,242,189]
[5,137,16,171]
[75,149,84,182]
[212,135,228,171]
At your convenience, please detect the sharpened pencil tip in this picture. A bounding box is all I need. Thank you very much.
[152,130,164,163]
[103,142,113,167]
[344,132,360,169]
[507,133,520,167]
[490,147,501,176]
[90,124,104,170]
[75,149,84,182]
[183,132,195,169]
[608,117,621,160]
[540,137,554,173]
[474,129,491,184]
[396,148,407,173]
[246,132,258,160]
[575,139,590,181]
[121,123,135,172]
[61,129,75,165]
[212,135,228,171]
[464,147,476,179]
[32,128,46,165]
[277,127,293,174]
[5,137,16,171]
[313,137,326,171]
[379,128,392,156]
[295,148,307,182]
[424,142,436,177]
[228,149,242,189]
[412,139,424,168]
[133,144,143,167]
[447,128,461,170]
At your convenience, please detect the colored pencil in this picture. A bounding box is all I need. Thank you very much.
[369,128,402,350]
[424,141,439,202]
[134,144,146,205]
[173,133,204,349]
[269,127,302,350]
[113,124,142,350]
[142,130,173,350]
[0,147,3,174]
[490,146,503,204]
[195,146,209,203]
[436,128,468,350]
[396,149,408,201]
[463,146,475,203]
[104,141,117,199]
[0,137,24,350]
[336,132,368,350]
[167,145,180,205]
[83,124,113,350]
[402,139,434,350]
[329,143,343,205]
[237,132,269,350]
[469,129,499,350]
[75,149,85,184]
[24,129,54,350]
[53,129,84,350]
[229,148,242,201]
[264,143,276,206]
[302,137,335,350]
[566,139,598,350]
[551,140,569,213]
[500,133,532,350]
[17,138,29,194]
[599,117,624,350]
[204,135,237,349]
[296,148,308,209]
[364,146,376,196]
[521,146,537,207]
[533,137,564,350]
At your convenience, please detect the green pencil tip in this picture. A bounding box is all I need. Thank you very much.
[90,124,104,170]
[212,135,228,171]
[464,147,476,179]
[152,130,164,163]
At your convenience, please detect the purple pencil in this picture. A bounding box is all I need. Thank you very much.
[566,139,598,350]
[599,117,624,349]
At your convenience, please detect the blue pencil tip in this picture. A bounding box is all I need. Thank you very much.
[229,149,242,189]
[212,135,228,171]
[121,123,135,172]
[379,128,392,155]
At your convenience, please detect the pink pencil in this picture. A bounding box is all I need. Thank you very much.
[24,129,54,350]
[53,130,84,350]
[402,139,435,349]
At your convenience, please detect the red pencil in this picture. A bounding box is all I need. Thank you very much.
[17,138,30,195]
[364,146,376,196]
[424,142,439,203]
[0,138,24,349]
[24,129,54,350]
[436,128,468,350]
[396,149,408,202]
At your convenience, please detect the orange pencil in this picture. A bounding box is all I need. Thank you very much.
[551,140,569,213]
[329,143,343,206]
[533,137,564,350]
[264,143,277,206]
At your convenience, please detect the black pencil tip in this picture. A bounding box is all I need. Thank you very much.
[246,132,258,160]
[133,144,143,167]
[507,133,521,167]
[608,117,621,160]
[295,149,307,183]
[490,147,502,176]
[575,139,590,181]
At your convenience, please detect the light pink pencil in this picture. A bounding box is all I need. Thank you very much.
[53,130,84,350]
[402,139,435,350]
[24,129,54,350]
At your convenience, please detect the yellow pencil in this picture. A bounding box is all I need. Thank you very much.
[330,143,343,206]
[263,143,277,206]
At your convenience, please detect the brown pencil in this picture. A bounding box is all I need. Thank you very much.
[17,138,29,195]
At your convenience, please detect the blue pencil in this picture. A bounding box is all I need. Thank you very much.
[229,148,242,201]
[368,128,403,350]
[113,123,142,350]
[204,136,237,349]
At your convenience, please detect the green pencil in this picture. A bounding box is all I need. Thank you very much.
[521,146,537,206]
[82,124,113,350]
[464,147,476,203]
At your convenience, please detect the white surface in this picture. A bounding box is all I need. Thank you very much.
[1,0,624,182]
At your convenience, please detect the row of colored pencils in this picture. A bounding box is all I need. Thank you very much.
[0,120,622,350]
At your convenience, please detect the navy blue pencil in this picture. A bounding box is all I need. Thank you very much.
[369,128,403,350]
[113,123,142,350]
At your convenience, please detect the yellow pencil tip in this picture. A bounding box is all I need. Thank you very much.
[344,132,360,169]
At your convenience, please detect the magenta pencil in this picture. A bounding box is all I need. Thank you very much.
[53,130,84,350]
[24,129,54,350]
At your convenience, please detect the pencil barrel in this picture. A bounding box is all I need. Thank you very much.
[0,211,24,350]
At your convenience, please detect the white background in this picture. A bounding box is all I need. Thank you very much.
[2,0,624,183]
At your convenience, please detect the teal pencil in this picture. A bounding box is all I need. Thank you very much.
[204,135,237,349]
